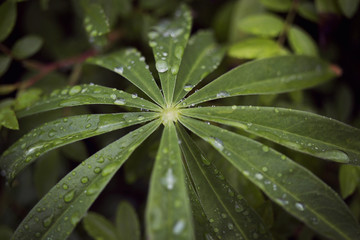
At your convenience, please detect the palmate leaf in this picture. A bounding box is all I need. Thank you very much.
[181,106,360,165]
[180,56,336,107]
[87,48,164,106]
[11,120,160,240]
[0,112,158,181]
[83,212,118,240]
[116,201,141,240]
[148,4,192,105]
[173,31,225,103]
[16,84,160,118]
[179,116,360,240]
[177,125,271,240]
[146,123,194,239]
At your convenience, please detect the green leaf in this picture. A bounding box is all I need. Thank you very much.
[0,112,158,181]
[179,116,360,240]
[0,55,11,77]
[87,48,164,106]
[339,165,360,198]
[338,0,360,18]
[14,88,43,111]
[12,35,43,59]
[83,212,118,240]
[288,26,319,57]
[238,13,284,38]
[228,38,289,60]
[0,1,16,42]
[146,123,194,239]
[116,201,141,240]
[181,106,360,165]
[259,0,292,12]
[16,84,160,118]
[315,0,341,14]
[298,2,319,22]
[0,225,13,240]
[11,120,160,240]
[180,56,336,107]
[0,100,18,130]
[177,125,271,240]
[81,0,110,37]
[148,5,192,105]
[173,31,225,103]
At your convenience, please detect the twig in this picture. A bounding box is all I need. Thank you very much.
[277,0,300,46]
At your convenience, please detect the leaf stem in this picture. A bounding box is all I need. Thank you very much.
[277,0,300,46]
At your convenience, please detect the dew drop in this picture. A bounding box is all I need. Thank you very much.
[110,94,117,100]
[48,129,56,138]
[114,67,124,74]
[173,219,186,235]
[227,223,234,230]
[101,162,119,177]
[81,177,89,184]
[137,115,145,121]
[255,173,263,180]
[63,189,75,203]
[162,168,176,190]
[295,202,305,211]
[62,183,69,190]
[175,46,184,59]
[71,213,80,226]
[262,146,269,152]
[211,137,224,151]
[156,60,169,73]
[114,98,126,105]
[69,86,82,95]
[183,84,194,92]
[131,93,138,99]
[216,91,230,98]
[94,167,101,174]
[171,65,179,75]
[43,214,54,228]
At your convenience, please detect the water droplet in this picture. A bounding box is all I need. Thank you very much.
[171,65,179,75]
[255,173,263,180]
[211,137,224,151]
[48,129,56,138]
[63,189,75,203]
[69,86,82,95]
[232,105,237,110]
[43,214,53,228]
[262,146,269,152]
[148,31,159,39]
[110,94,117,100]
[131,93,138,98]
[101,162,119,177]
[201,155,211,165]
[175,46,184,59]
[227,223,234,230]
[62,184,69,190]
[295,202,305,211]
[162,168,176,190]
[71,212,80,226]
[216,91,230,98]
[114,67,123,74]
[262,167,268,172]
[235,202,244,212]
[85,123,91,128]
[149,41,157,47]
[81,177,89,184]
[156,60,169,73]
[183,84,194,92]
[137,115,145,121]
[94,167,101,174]
[114,98,126,105]
[173,219,185,235]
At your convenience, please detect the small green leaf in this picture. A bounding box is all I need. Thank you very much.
[338,0,360,18]
[288,26,319,57]
[181,106,360,165]
[16,84,161,118]
[0,55,11,77]
[0,1,16,42]
[83,212,118,240]
[148,5,192,105]
[12,35,43,59]
[11,120,160,240]
[0,100,18,130]
[0,112,158,181]
[173,31,225,103]
[87,48,164,106]
[238,13,284,37]
[228,38,289,60]
[177,125,271,240]
[180,116,360,240]
[146,123,194,239]
[180,56,336,107]
[14,88,43,111]
[315,0,341,14]
[81,0,110,37]
[298,2,319,22]
[116,201,141,240]
[259,0,292,12]
[339,165,360,198]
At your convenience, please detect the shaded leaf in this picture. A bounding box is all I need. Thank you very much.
[338,0,360,18]
[0,225,13,240]
[0,55,11,78]
[298,2,319,22]
[87,48,164,106]
[180,116,360,240]
[181,106,360,165]
[148,5,192,105]
[238,13,284,37]
[146,123,194,239]
[81,0,110,37]
[288,26,319,57]
[11,120,160,240]
[177,124,271,240]
[12,35,43,59]
[0,112,158,181]
[116,201,141,240]
[228,38,288,60]
[315,0,341,14]
[180,56,336,107]
[14,88,43,111]
[16,84,160,118]
[259,0,292,12]
[173,31,225,103]
[339,165,360,199]
[83,212,118,240]
[0,1,16,42]
[0,99,18,130]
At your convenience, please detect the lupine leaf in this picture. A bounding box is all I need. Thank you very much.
[12,35,43,59]
[179,116,360,240]
[298,2,318,22]
[83,212,118,240]
[11,120,160,240]
[81,0,110,37]
[259,0,292,12]
[87,48,164,106]
[148,5,192,105]
[0,1,16,42]
[16,84,160,118]
[288,26,319,57]
[237,13,284,37]
[0,99,18,130]
[0,55,11,77]
[146,123,194,239]
[180,106,360,165]
[338,0,360,18]
[180,56,336,107]
[0,112,159,181]
[173,31,225,103]
[339,165,360,198]
[116,201,141,240]
[177,125,271,240]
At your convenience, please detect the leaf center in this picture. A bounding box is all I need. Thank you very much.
[161,106,179,124]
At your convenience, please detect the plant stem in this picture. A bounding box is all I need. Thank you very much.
[278,0,300,46]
